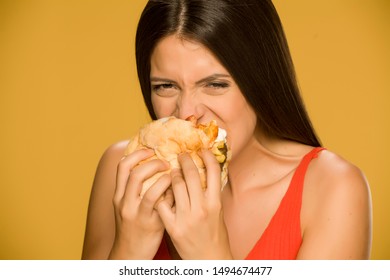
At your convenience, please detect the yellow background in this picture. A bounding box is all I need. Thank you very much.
[0,0,389,259]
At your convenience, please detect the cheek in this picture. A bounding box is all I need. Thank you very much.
[221,94,256,126]
[223,99,257,154]
[151,95,176,118]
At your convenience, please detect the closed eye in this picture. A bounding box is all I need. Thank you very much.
[151,82,180,97]
[206,82,229,89]
[152,83,175,91]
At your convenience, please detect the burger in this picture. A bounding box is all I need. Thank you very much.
[125,116,231,197]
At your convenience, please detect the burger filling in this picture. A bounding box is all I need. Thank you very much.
[211,128,228,169]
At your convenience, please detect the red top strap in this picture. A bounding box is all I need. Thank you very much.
[245,147,326,259]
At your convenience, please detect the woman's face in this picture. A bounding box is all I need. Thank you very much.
[150,35,257,157]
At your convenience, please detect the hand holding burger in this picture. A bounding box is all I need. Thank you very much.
[125,116,231,197]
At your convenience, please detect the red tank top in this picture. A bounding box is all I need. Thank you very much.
[154,147,326,260]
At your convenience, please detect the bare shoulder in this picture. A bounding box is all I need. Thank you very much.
[299,149,372,259]
[99,140,129,167]
[91,140,130,189]
[82,140,129,259]
[306,149,370,198]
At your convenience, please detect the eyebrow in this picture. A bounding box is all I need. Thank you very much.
[195,74,231,86]
[150,73,232,85]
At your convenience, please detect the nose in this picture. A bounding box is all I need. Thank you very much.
[176,91,202,121]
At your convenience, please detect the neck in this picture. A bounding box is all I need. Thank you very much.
[226,132,312,195]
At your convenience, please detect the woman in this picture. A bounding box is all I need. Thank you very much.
[82,0,372,259]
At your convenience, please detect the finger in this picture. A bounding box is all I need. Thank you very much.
[114,149,154,202]
[178,153,203,208]
[156,196,175,233]
[124,158,170,203]
[156,188,175,213]
[161,187,175,209]
[201,149,223,201]
[170,168,190,213]
[139,174,172,216]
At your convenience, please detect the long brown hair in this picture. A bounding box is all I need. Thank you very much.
[135,0,321,147]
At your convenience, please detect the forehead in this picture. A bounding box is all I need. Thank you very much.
[150,35,228,75]
[152,35,206,58]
